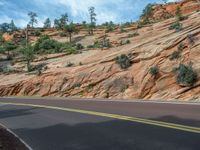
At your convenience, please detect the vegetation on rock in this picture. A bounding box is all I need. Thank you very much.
[115,54,132,69]
[176,64,197,86]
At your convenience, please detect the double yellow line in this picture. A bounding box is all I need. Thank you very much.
[1,102,200,134]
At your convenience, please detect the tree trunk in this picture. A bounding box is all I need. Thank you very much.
[26,25,29,47]
[27,60,31,72]
[69,33,72,43]
[7,50,10,60]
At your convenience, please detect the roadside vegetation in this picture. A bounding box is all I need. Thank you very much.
[176,64,197,87]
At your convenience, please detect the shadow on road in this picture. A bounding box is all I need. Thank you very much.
[14,120,200,150]
[0,107,37,119]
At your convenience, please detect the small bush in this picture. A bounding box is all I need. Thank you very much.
[169,51,181,61]
[87,45,94,49]
[28,63,47,73]
[34,35,80,54]
[137,18,150,28]
[176,64,197,86]
[38,39,62,53]
[0,65,14,74]
[119,40,130,46]
[121,22,132,28]
[101,38,111,48]
[187,34,195,45]
[120,26,126,33]
[76,43,84,50]
[178,43,185,51]
[72,82,81,88]
[149,66,159,76]
[66,62,74,67]
[115,54,132,69]
[61,43,78,54]
[79,62,83,66]
[87,39,111,49]
[169,21,183,32]
[31,30,41,36]
[59,32,67,37]
[105,26,114,33]
[128,32,139,38]
[126,40,130,44]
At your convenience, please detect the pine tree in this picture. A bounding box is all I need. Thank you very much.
[64,22,78,43]
[28,12,38,28]
[44,18,51,28]
[88,7,96,35]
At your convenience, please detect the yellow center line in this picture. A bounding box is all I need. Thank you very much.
[1,102,200,134]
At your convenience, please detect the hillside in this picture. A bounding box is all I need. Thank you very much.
[0,0,200,101]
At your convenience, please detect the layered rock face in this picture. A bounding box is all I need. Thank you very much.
[150,0,200,21]
[0,1,200,101]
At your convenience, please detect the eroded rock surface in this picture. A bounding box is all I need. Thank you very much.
[1,1,200,101]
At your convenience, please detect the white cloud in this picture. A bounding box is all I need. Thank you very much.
[32,0,128,23]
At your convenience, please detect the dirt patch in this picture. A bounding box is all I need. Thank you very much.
[0,125,29,150]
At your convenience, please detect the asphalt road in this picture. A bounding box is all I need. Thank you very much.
[0,97,200,150]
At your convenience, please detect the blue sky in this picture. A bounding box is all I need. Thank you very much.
[0,0,178,27]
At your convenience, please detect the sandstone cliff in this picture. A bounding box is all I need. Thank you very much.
[144,0,200,22]
[0,1,200,101]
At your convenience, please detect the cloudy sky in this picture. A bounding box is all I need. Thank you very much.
[0,0,178,27]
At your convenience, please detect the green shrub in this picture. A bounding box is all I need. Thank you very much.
[61,43,78,54]
[0,65,14,74]
[28,63,47,73]
[87,39,111,49]
[176,64,197,86]
[79,62,83,66]
[31,30,41,36]
[187,34,195,45]
[178,43,185,51]
[34,35,69,54]
[87,45,94,49]
[66,62,74,67]
[103,21,116,33]
[72,82,81,88]
[169,51,181,61]
[169,21,182,32]
[137,18,150,28]
[119,40,130,46]
[126,40,130,44]
[38,39,62,53]
[121,22,132,28]
[76,43,84,50]
[176,7,188,21]
[120,26,126,33]
[115,54,132,69]
[59,32,67,37]
[149,66,159,76]
[128,32,139,38]
[101,38,111,48]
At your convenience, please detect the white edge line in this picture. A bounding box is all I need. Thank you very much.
[0,123,33,150]
[0,122,33,150]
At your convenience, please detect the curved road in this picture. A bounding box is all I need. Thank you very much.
[0,97,200,150]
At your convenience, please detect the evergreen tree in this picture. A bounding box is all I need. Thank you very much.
[9,20,17,32]
[64,22,78,43]
[0,23,10,33]
[28,12,38,28]
[20,44,34,72]
[88,7,96,34]
[44,18,51,28]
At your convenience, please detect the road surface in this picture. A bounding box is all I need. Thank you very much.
[0,97,199,150]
